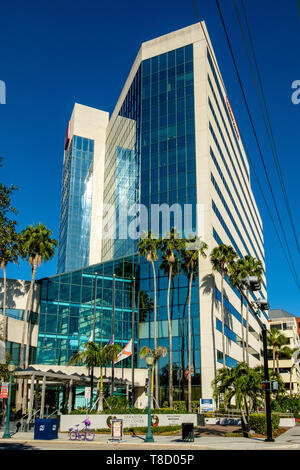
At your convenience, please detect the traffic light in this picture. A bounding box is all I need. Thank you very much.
[254,299,270,311]
[261,381,271,391]
[241,276,261,292]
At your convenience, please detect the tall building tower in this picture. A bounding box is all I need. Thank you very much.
[57,104,109,273]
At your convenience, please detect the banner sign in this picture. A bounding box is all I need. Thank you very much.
[200,399,214,413]
[0,383,9,399]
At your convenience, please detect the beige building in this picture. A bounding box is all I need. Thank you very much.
[0,278,41,365]
[269,309,300,394]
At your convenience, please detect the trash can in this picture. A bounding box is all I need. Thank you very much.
[197,413,205,426]
[182,422,194,442]
[34,418,59,440]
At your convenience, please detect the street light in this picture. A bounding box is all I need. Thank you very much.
[2,362,16,439]
[145,355,154,443]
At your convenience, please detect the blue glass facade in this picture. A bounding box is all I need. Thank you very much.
[38,256,138,365]
[57,135,94,274]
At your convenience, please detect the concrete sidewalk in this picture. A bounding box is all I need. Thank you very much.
[1,427,300,450]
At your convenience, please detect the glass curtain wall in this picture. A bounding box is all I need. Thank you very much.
[57,136,94,274]
[38,256,138,366]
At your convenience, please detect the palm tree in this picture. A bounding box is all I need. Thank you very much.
[16,223,57,413]
[182,236,208,412]
[68,341,121,411]
[139,345,167,409]
[139,291,154,323]
[229,258,250,363]
[240,255,264,364]
[212,362,262,436]
[267,328,293,374]
[160,228,185,409]
[210,245,237,368]
[138,231,161,407]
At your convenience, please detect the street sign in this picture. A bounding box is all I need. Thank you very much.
[200,398,214,413]
[0,383,9,399]
[110,419,123,441]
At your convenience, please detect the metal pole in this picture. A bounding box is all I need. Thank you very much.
[2,369,13,439]
[111,274,115,397]
[239,288,274,442]
[131,277,135,408]
[90,272,98,409]
[262,325,274,442]
[145,363,154,443]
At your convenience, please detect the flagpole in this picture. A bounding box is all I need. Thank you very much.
[111,274,116,397]
[131,277,136,408]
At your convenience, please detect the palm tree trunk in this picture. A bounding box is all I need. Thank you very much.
[188,270,193,413]
[246,290,249,365]
[167,263,173,409]
[276,353,279,375]
[240,292,245,363]
[18,260,37,413]
[221,273,226,368]
[150,259,159,408]
[181,293,188,401]
[273,349,276,372]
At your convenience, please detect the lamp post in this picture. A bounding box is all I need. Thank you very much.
[145,355,154,443]
[2,362,16,439]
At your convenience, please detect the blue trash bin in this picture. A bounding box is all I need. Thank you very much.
[34,418,59,440]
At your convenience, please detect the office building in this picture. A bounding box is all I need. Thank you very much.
[52,22,269,401]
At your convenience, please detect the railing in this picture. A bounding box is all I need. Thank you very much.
[20,408,41,432]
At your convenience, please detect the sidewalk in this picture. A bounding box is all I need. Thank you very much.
[1,426,300,450]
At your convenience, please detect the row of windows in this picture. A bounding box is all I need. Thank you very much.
[207,50,250,183]
[207,53,263,234]
[142,45,193,77]
[211,173,264,264]
[209,118,264,257]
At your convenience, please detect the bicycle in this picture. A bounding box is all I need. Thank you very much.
[68,418,95,441]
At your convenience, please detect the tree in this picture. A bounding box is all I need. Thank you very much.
[210,245,237,368]
[182,236,208,412]
[138,231,161,407]
[267,328,294,374]
[139,291,154,323]
[160,228,185,409]
[16,223,57,413]
[139,346,167,408]
[240,255,264,364]
[68,341,121,411]
[212,362,262,435]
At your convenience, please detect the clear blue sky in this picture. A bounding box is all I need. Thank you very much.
[0,0,299,314]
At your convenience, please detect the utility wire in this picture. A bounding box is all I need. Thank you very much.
[214,0,300,290]
[191,0,300,290]
[235,0,300,257]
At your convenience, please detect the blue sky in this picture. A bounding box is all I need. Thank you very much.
[0,0,299,314]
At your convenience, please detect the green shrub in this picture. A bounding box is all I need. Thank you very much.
[103,396,130,410]
[173,401,187,413]
[249,413,280,435]
[95,426,182,435]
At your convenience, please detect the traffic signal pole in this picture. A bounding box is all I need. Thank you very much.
[239,288,274,442]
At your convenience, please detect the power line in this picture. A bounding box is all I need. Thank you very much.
[214,0,300,290]
[190,0,300,290]
[234,0,300,258]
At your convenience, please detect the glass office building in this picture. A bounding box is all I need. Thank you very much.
[49,23,268,401]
